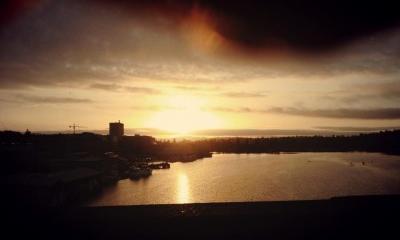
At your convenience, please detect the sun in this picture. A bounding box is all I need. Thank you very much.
[147,109,220,134]
[146,95,221,134]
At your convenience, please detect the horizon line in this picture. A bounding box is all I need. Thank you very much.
[3,127,399,138]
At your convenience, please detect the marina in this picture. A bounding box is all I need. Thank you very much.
[89,152,400,206]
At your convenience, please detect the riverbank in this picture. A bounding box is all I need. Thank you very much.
[3,194,400,239]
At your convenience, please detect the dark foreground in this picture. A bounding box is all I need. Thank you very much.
[3,195,400,239]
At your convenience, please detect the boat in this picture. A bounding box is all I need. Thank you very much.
[129,167,152,180]
[148,162,170,169]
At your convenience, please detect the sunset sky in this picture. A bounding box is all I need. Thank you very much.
[1,0,400,136]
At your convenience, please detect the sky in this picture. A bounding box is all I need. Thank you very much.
[0,0,400,136]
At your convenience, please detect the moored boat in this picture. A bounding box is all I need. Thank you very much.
[129,167,152,180]
[148,162,170,169]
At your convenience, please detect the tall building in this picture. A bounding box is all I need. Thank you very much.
[109,120,124,138]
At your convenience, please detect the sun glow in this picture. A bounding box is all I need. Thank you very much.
[146,95,221,134]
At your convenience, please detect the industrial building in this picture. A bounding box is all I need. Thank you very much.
[109,121,124,138]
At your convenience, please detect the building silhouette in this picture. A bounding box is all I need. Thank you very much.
[109,121,124,140]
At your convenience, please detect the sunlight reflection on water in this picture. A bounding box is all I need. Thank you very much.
[177,173,190,203]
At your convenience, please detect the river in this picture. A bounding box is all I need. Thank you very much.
[89,152,400,206]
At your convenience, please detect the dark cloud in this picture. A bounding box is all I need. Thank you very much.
[174,85,221,92]
[268,107,400,119]
[0,0,399,90]
[124,86,161,94]
[3,0,400,54]
[0,0,42,25]
[205,106,254,113]
[89,83,121,91]
[90,83,161,94]
[358,82,400,100]
[320,81,400,105]
[222,91,267,98]
[209,105,400,119]
[91,0,400,53]
[315,126,400,132]
[17,95,93,104]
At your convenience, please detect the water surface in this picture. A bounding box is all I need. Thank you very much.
[89,152,400,206]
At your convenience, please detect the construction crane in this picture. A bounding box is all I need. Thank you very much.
[68,123,85,134]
